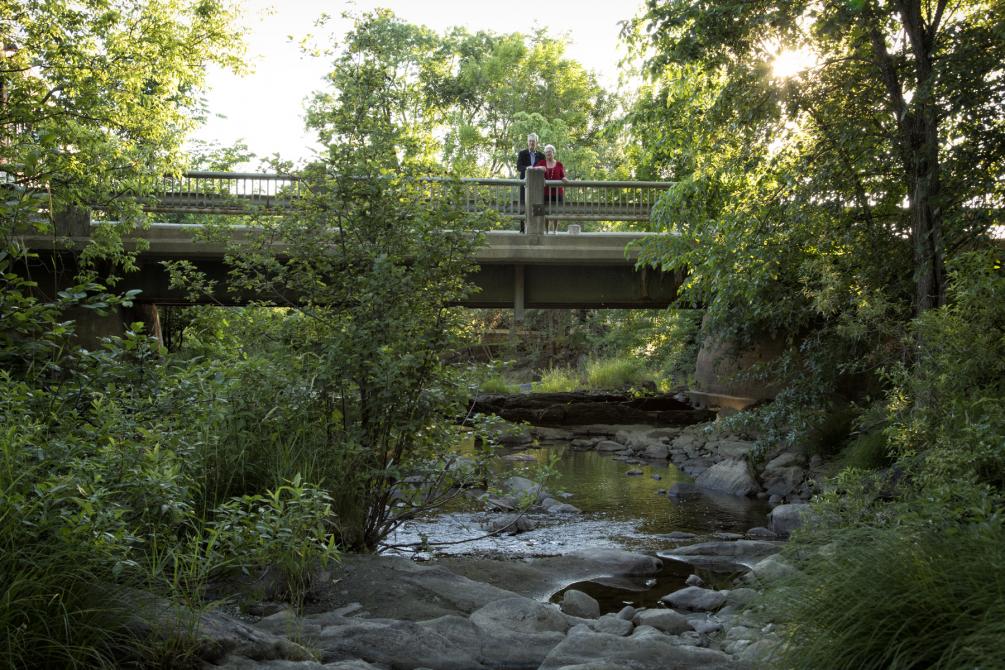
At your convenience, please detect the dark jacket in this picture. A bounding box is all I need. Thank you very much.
[516,148,542,179]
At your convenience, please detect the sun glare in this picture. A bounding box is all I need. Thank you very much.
[772,47,817,78]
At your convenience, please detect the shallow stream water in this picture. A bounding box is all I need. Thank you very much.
[386,439,768,608]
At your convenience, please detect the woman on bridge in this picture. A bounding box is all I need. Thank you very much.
[535,144,569,233]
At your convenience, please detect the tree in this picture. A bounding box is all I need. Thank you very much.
[627,0,1005,317]
[217,17,491,550]
[1,0,244,222]
[308,11,619,179]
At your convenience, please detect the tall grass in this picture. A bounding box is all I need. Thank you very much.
[585,357,653,390]
[763,522,1005,669]
[536,366,582,392]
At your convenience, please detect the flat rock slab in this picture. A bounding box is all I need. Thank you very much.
[539,628,740,670]
[323,555,521,621]
[329,552,663,622]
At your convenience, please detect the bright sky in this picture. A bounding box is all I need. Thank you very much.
[189,0,643,166]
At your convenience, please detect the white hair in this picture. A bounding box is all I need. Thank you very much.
[543,144,556,155]
[527,133,539,142]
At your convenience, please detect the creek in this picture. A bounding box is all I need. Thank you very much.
[385,435,770,612]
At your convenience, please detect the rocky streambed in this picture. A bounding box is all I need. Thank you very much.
[192,403,822,670]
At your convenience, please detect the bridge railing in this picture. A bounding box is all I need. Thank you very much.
[138,171,674,224]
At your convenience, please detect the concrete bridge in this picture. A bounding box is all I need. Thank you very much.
[24,169,684,316]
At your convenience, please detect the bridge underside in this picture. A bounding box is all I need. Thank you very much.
[23,252,681,310]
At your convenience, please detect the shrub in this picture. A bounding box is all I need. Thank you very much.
[209,477,339,606]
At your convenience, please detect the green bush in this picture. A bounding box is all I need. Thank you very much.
[763,520,1005,670]
[210,477,339,606]
[536,366,582,392]
[585,356,653,390]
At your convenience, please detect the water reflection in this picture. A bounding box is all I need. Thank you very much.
[499,445,769,536]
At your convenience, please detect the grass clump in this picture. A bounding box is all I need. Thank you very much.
[536,367,582,392]
[764,520,1005,670]
[585,357,653,390]
[480,374,519,394]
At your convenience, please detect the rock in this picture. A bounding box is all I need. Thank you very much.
[596,440,627,452]
[589,613,634,636]
[660,586,728,612]
[570,438,597,450]
[712,532,744,541]
[642,443,670,460]
[715,439,757,460]
[648,428,682,440]
[314,614,559,670]
[767,494,783,507]
[671,432,706,452]
[567,549,663,576]
[531,426,576,441]
[666,482,700,498]
[694,459,760,497]
[764,452,805,471]
[327,555,521,621]
[538,628,737,670]
[739,639,781,665]
[745,527,778,540]
[497,425,534,446]
[763,466,805,496]
[632,608,692,634]
[212,657,374,669]
[725,588,759,607]
[504,476,546,502]
[625,469,644,476]
[560,590,601,619]
[502,452,538,462]
[547,502,582,514]
[470,596,570,634]
[664,530,698,540]
[660,539,781,574]
[744,555,798,584]
[616,606,636,621]
[691,619,723,635]
[484,494,519,511]
[120,590,314,665]
[769,503,813,536]
[685,574,704,587]
[484,514,536,534]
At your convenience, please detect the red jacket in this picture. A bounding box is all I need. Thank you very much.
[534,158,565,199]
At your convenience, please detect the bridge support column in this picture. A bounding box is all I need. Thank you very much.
[525,167,545,236]
[513,264,525,323]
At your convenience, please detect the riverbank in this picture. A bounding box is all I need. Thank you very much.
[184,416,819,669]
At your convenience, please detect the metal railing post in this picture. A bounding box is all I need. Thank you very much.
[525,167,545,235]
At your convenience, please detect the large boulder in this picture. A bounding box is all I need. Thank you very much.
[762,466,806,497]
[715,439,757,460]
[695,459,760,496]
[660,586,728,612]
[470,597,570,634]
[560,589,601,619]
[769,503,813,537]
[631,608,692,634]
